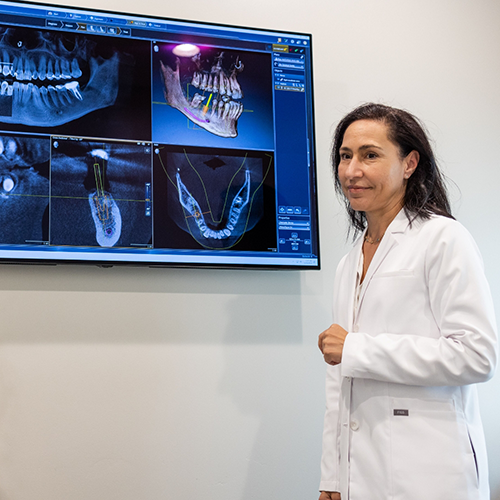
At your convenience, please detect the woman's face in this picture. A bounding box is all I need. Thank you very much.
[338,119,418,220]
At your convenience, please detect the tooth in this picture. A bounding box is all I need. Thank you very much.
[200,73,208,90]
[3,66,11,77]
[0,81,7,95]
[21,83,34,103]
[39,86,51,107]
[70,58,82,78]
[21,58,29,80]
[218,100,224,118]
[38,55,47,81]
[233,101,241,119]
[24,59,32,81]
[7,83,13,96]
[190,92,206,108]
[60,59,71,79]
[19,58,25,80]
[31,82,40,101]
[47,85,61,106]
[65,81,83,101]
[55,84,72,105]
[212,73,218,93]
[222,101,230,119]
[2,50,12,76]
[219,72,226,95]
[206,74,213,92]
[230,74,243,99]
[29,58,38,80]
[191,72,200,88]
[13,57,21,79]
[211,98,218,116]
[227,101,236,119]
[46,59,54,80]
[53,59,61,79]
[236,102,243,120]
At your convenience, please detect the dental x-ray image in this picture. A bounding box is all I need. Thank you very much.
[50,138,152,248]
[153,145,276,251]
[0,26,152,140]
[152,43,274,150]
[0,134,50,245]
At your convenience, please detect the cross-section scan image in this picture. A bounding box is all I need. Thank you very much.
[50,138,152,248]
[0,25,152,140]
[0,134,50,245]
[153,145,277,251]
[152,43,274,150]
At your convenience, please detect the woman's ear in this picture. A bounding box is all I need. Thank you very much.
[404,150,420,179]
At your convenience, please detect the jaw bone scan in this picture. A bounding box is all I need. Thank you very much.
[157,148,272,250]
[0,27,119,127]
[160,44,244,138]
[50,140,152,249]
[84,148,122,247]
[0,134,50,244]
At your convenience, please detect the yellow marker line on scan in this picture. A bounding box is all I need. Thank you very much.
[94,163,104,197]
[202,94,213,115]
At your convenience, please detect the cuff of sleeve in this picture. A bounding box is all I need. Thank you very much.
[319,480,340,492]
[340,331,364,378]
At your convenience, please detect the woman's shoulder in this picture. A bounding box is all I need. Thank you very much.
[412,213,481,258]
[413,213,470,239]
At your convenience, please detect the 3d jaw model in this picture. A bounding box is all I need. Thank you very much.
[175,168,255,249]
[0,29,119,126]
[160,51,244,138]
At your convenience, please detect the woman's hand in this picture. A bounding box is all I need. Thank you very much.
[318,324,348,365]
[319,491,341,500]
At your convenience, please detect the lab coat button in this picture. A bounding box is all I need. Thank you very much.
[353,325,359,332]
[350,420,359,431]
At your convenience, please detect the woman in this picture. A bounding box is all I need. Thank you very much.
[317,103,498,500]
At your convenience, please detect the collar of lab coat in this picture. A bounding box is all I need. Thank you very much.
[349,209,411,325]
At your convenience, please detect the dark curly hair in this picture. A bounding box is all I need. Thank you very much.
[332,103,453,233]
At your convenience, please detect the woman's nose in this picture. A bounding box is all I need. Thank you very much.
[344,157,362,178]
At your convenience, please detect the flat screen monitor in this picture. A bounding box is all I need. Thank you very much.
[0,0,319,269]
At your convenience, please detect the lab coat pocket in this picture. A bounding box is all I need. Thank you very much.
[374,269,414,278]
[389,398,479,500]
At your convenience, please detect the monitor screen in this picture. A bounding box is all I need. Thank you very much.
[0,0,319,269]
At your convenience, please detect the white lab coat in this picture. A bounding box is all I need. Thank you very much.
[320,210,498,500]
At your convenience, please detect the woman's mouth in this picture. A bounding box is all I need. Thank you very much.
[347,185,369,194]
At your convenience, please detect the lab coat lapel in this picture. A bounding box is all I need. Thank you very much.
[343,235,364,330]
[355,210,410,320]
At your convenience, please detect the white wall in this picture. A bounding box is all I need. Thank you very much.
[0,0,499,499]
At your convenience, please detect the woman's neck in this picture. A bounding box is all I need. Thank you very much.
[365,204,403,241]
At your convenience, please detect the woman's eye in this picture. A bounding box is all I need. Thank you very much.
[340,153,351,161]
[366,152,378,159]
